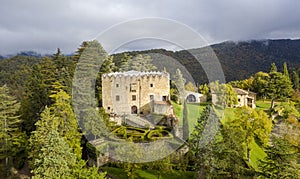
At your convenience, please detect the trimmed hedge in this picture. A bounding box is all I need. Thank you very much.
[111,125,173,142]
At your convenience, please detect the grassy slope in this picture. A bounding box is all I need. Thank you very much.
[102,167,196,179]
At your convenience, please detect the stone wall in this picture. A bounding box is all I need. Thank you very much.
[102,71,170,115]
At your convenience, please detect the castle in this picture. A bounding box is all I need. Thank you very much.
[102,70,172,116]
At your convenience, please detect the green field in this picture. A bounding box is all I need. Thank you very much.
[102,167,196,179]
[171,101,207,132]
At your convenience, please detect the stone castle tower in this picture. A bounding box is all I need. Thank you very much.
[102,70,171,115]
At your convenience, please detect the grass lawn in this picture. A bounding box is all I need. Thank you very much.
[102,167,196,179]
[250,140,266,170]
[171,101,207,133]
[256,100,271,111]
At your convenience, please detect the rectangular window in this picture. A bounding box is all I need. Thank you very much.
[162,96,167,101]
[130,83,137,92]
[132,95,136,101]
[150,95,154,101]
[116,84,119,87]
[116,95,120,101]
[150,83,153,87]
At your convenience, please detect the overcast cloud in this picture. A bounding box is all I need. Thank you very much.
[1,0,300,55]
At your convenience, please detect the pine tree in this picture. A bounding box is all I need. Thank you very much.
[270,62,278,73]
[291,70,300,90]
[29,107,106,178]
[122,54,157,72]
[182,101,189,140]
[49,89,83,159]
[173,69,186,104]
[190,105,216,178]
[0,85,26,177]
[259,135,300,178]
[283,62,289,79]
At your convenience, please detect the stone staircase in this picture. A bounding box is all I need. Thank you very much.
[125,114,155,129]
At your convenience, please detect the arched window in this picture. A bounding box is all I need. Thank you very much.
[131,105,138,114]
[186,94,196,103]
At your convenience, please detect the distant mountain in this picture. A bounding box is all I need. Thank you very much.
[112,39,300,84]
[17,51,43,57]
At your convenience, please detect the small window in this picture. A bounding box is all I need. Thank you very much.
[116,84,119,87]
[150,83,153,87]
[132,95,136,101]
[107,107,110,110]
[116,95,120,101]
[162,96,167,101]
[238,98,241,102]
[130,83,137,92]
[150,95,154,101]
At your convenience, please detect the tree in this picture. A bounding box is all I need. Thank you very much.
[172,69,186,104]
[120,54,157,72]
[184,81,197,92]
[282,62,289,79]
[266,72,293,108]
[198,83,209,95]
[231,107,272,163]
[252,71,270,99]
[182,101,189,140]
[49,88,83,159]
[31,128,78,178]
[270,62,278,73]
[259,135,300,178]
[213,124,255,178]
[291,70,300,90]
[29,107,106,179]
[96,55,116,107]
[0,85,26,177]
[189,105,216,178]
[209,81,237,107]
[21,57,57,133]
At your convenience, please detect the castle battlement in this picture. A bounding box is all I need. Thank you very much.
[102,70,169,79]
[102,70,171,116]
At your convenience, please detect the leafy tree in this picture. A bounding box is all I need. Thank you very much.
[0,85,26,177]
[266,72,293,108]
[229,77,254,91]
[184,81,197,92]
[231,107,272,163]
[198,83,209,95]
[115,141,144,179]
[252,71,270,99]
[210,81,237,107]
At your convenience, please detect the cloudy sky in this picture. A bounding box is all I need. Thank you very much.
[1,0,300,55]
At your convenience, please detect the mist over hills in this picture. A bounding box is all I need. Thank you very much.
[113,39,300,84]
[1,39,300,84]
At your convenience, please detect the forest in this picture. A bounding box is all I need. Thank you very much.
[0,40,300,178]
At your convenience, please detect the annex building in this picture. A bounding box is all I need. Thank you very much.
[102,70,172,116]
